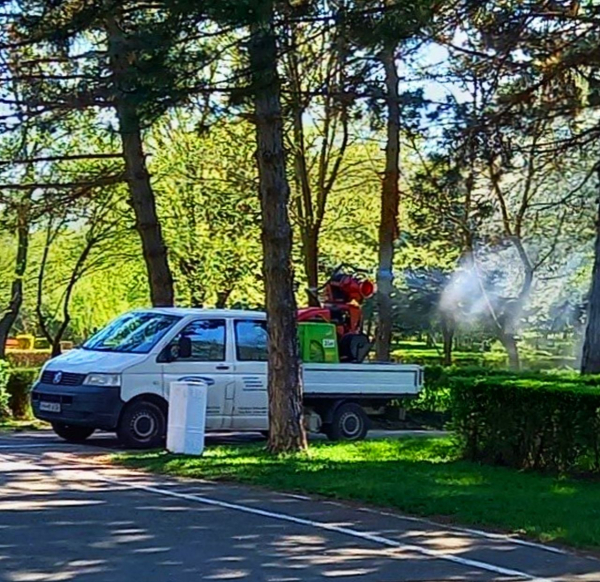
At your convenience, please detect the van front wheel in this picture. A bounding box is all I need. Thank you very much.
[117,400,166,449]
[52,423,95,443]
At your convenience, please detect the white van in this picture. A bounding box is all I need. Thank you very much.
[31,308,423,448]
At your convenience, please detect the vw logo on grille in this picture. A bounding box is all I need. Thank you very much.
[53,372,63,385]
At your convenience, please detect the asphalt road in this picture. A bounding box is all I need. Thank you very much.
[1,431,599,582]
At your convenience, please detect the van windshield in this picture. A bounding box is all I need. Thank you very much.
[83,312,181,354]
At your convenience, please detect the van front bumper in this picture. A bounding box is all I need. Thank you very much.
[31,383,124,431]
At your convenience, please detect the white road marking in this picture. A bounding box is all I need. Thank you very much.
[0,447,577,581]
[0,436,576,557]
[279,492,313,501]
[88,473,556,582]
[355,506,568,556]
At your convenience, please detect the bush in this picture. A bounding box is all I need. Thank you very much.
[6,350,51,368]
[407,365,516,414]
[33,337,50,350]
[450,374,600,475]
[409,366,596,413]
[394,347,577,370]
[397,349,504,367]
[15,334,35,350]
[0,360,9,418]
[6,368,39,419]
[405,365,448,413]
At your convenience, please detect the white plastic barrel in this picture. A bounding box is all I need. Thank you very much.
[167,381,207,455]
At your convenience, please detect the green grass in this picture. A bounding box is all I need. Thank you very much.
[115,437,600,551]
[0,418,46,431]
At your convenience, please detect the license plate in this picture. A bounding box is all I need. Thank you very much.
[40,401,61,413]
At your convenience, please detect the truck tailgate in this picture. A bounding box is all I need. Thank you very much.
[303,363,423,397]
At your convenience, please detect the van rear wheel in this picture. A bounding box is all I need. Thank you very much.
[52,423,95,443]
[117,400,166,449]
[325,403,369,442]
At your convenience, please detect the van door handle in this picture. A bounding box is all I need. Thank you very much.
[216,365,230,371]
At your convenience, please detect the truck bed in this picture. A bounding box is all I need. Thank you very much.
[303,363,422,398]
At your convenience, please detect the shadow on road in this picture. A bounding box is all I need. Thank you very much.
[0,450,508,582]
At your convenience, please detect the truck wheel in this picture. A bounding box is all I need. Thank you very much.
[52,423,95,443]
[326,403,369,442]
[117,400,166,449]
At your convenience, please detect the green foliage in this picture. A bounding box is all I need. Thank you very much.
[0,208,149,342]
[450,372,600,475]
[405,364,510,416]
[117,437,600,549]
[0,360,10,418]
[5,350,51,368]
[303,138,384,274]
[395,344,577,370]
[5,1,215,126]
[408,365,594,418]
[6,368,38,419]
[0,0,596,366]
[150,118,264,308]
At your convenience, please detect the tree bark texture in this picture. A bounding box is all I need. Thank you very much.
[0,205,29,359]
[105,14,174,307]
[582,189,600,374]
[500,332,521,371]
[375,44,400,362]
[249,5,307,453]
[302,229,319,305]
[440,315,454,367]
[498,238,533,371]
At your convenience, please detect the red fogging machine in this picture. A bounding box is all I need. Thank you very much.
[297,265,375,363]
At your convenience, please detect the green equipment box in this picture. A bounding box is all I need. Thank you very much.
[298,322,339,363]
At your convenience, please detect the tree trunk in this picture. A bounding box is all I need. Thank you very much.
[289,66,318,306]
[105,15,174,307]
[375,44,400,362]
[178,257,205,308]
[51,337,63,358]
[36,220,57,350]
[0,206,29,359]
[117,107,174,307]
[500,331,520,371]
[216,290,232,309]
[499,240,532,372]
[582,190,600,374]
[303,228,319,306]
[249,4,307,453]
[440,316,454,367]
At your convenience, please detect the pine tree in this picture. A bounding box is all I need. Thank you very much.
[0,0,214,306]
[345,0,442,360]
[249,0,307,452]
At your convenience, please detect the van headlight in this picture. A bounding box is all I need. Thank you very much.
[83,373,121,387]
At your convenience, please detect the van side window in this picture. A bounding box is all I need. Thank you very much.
[234,320,268,362]
[179,319,226,361]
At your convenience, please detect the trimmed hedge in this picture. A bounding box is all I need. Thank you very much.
[395,349,577,370]
[409,366,600,413]
[450,374,600,475]
[6,368,38,419]
[407,365,517,414]
[6,350,51,368]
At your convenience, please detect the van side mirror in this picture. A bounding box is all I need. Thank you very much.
[178,336,192,359]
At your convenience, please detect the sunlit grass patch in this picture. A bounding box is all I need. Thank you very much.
[114,437,600,550]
